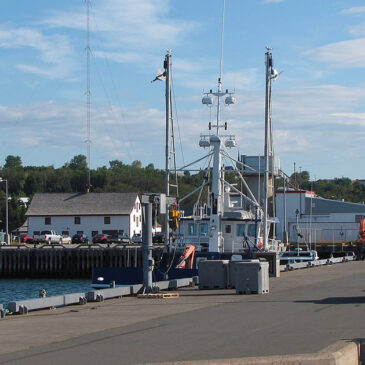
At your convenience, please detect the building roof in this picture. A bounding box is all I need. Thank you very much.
[305,196,365,214]
[26,193,139,216]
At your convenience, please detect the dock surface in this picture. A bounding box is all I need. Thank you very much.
[0,261,364,364]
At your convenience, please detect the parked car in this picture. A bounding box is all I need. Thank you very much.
[34,230,62,244]
[152,233,165,244]
[92,233,111,244]
[71,233,89,244]
[110,232,130,244]
[60,234,72,244]
[280,250,318,265]
[19,233,34,244]
[131,233,142,244]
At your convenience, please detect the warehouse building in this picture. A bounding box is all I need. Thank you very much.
[26,192,142,239]
[275,190,365,244]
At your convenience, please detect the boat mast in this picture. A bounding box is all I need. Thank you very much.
[164,50,172,249]
[208,0,226,253]
[263,48,273,250]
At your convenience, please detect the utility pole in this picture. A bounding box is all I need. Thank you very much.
[85,0,91,192]
[0,178,8,244]
[142,198,153,293]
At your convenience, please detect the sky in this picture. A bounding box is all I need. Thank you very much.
[0,0,364,180]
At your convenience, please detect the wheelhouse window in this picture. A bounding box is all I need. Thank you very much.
[248,224,256,237]
[199,223,208,236]
[225,225,231,234]
[62,231,69,235]
[188,223,197,236]
[45,217,51,225]
[236,224,246,237]
[104,216,111,224]
[74,216,81,225]
[77,230,83,235]
[92,230,98,237]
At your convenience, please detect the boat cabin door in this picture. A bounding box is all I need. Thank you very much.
[223,223,234,252]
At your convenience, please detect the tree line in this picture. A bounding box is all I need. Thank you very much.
[0,154,364,233]
[0,154,206,233]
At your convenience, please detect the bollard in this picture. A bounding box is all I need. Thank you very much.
[39,289,47,298]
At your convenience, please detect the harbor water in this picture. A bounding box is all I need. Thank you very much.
[0,278,92,307]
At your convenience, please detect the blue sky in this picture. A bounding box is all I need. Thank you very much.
[0,0,364,180]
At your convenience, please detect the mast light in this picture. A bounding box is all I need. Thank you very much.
[202,95,213,105]
[225,95,236,105]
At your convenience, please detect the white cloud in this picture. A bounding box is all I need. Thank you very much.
[305,38,365,68]
[0,27,75,79]
[41,0,195,51]
[0,80,365,177]
[341,6,365,15]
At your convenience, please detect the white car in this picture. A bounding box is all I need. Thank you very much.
[132,234,142,244]
[60,235,72,244]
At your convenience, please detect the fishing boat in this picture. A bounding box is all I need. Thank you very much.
[168,46,283,257]
[92,2,286,288]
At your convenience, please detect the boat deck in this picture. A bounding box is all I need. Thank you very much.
[0,261,364,364]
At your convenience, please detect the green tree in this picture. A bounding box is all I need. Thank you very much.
[131,160,142,169]
[109,160,124,170]
[4,155,22,169]
[69,155,87,170]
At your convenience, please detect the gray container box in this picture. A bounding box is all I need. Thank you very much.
[233,260,269,294]
[198,260,229,289]
[229,259,260,288]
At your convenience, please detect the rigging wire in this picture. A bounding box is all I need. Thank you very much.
[169,83,179,198]
[88,7,131,161]
[89,7,127,124]
[171,75,185,167]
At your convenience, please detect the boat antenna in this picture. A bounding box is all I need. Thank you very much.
[85,0,91,193]
[216,0,226,135]
[219,0,225,87]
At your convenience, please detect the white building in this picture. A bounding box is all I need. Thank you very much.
[276,190,365,244]
[26,192,142,239]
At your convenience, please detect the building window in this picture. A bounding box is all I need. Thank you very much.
[74,216,81,225]
[237,224,246,237]
[136,216,139,227]
[104,216,111,224]
[133,215,136,222]
[188,223,196,236]
[225,225,231,234]
[92,230,98,238]
[199,223,208,236]
[248,224,256,237]
[45,217,51,225]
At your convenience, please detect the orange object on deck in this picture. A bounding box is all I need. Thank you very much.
[176,245,196,270]
[359,218,365,243]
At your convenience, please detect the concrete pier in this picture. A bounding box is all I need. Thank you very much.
[0,244,163,278]
[0,261,364,364]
